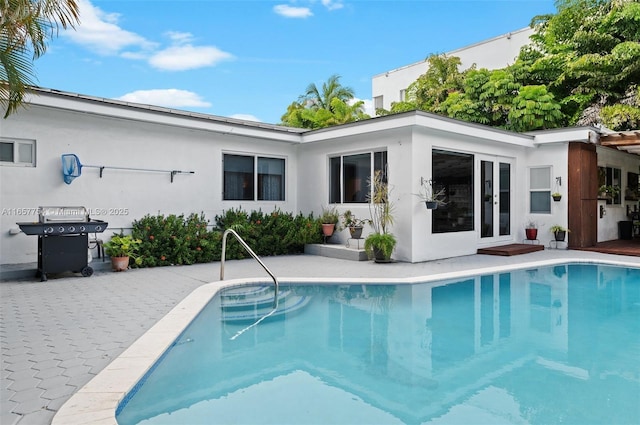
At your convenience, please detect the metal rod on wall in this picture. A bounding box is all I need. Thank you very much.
[82,165,195,183]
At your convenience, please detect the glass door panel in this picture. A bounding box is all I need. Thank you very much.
[481,160,493,238]
[478,157,512,241]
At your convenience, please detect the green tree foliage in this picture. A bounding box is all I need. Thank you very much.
[378,0,640,132]
[406,54,465,112]
[280,74,370,129]
[508,85,564,131]
[1,0,80,118]
[526,0,640,128]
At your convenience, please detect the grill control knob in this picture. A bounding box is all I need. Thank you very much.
[80,226,86,232]
[45,227,54,234]
[68,226,75,233]
[95,225,102,231]
[59,226,65,233]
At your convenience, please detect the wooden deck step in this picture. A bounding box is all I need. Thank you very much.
[477,243,544,256]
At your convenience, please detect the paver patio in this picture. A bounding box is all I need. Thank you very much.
[2,250,639,425]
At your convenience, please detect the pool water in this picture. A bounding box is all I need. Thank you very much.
[116,264,640,424]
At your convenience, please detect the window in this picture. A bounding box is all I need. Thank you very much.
[399,89,406,102]
[432,149,474,233]
[0,138,35,166]
[373,96,383,111]
[329,151,387,204]
[599,166,622,205]
[530,167,551,213]
[223,154,285,201]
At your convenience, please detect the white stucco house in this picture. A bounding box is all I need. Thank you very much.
[372,27,534,112]
[2,87,639,266]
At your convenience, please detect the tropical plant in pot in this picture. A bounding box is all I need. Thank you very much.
[364,170,396,262]
[104,233,143,271]
[320,206,340,237]
[525,219,538,240]
[549,225,570,241]
[341,209,369,239]
[414,177,447,210]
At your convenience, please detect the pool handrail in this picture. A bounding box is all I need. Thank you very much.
[220,228,279,310]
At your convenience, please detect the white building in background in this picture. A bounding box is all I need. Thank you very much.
[372,27,534,112]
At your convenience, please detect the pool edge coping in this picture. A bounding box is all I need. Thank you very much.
[51,257,640,425]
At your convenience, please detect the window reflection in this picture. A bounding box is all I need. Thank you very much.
[432,149,474,233]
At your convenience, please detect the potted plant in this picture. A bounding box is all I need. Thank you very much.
[364,170,396,262]
[104,233,143,271]
[552,192,562,202]
[320,206,340,237]
[549,225,570,241]
[341,209,369,239]
[525,219,538,240]
[599,185,620,201]
[415,177,446,209]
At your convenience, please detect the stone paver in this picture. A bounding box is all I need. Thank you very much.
[2,251,639,424]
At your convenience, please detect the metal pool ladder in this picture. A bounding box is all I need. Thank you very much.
[220,228,279,311]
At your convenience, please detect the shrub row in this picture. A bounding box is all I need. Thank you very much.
[130,208,323,268]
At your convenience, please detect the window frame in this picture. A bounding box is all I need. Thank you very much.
[329,150,387,204]
[0,138,36,167]
[529,166,552,214]
[599,165,622,205]
[222,152,286,202]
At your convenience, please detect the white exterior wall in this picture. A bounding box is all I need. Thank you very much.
[372,27,533,111]
[524,142,570,245]
[0,100,300,264]
[2,90,634,266]
[296,124,413,260]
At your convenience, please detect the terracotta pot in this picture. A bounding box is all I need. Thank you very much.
[321,223,335,237]
[525,228,538,240]
[111,256,130,271]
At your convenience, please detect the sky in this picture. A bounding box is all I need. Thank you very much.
[35,0,557,125]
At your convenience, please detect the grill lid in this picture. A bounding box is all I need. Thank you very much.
[39,206,89,223]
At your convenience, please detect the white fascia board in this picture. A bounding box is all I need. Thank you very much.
[414,113,534,147]
[529,127,598,146]
[25,89,304,144]
[301,111,534,148]
[300,114,418,143]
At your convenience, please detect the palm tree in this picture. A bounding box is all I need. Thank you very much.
[1,0,80,118]
[303,74,355,112]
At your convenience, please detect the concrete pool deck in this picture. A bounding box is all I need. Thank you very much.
[2,250,640,424]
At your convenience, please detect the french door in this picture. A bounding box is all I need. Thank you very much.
[478,156,513,243]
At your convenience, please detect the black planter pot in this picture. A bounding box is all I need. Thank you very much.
[372,247,392,263]
[425,201,438,210]
[348,226,363,239]
[554,230,566,241]
[552,195,562,202]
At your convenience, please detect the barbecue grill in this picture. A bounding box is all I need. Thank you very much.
[17,206,108,281]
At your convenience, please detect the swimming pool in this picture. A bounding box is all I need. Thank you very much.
[115,263,640,424]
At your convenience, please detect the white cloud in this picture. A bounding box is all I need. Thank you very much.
[230,114,262,123]
[149,44,234,71]
[165,31,195,45]
[274,4,313,18]
[321,0,344,11]
[65,2,234,72]
[116,89,212,108]
[64,0,155,55]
